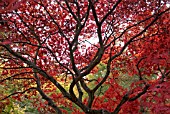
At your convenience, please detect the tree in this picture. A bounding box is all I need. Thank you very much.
[0,0,170,114]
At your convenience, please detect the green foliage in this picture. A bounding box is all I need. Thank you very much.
[2,99,24,114]
[86,63,109,96]
[0,81,39,114]
[2,100,40,114]
[116,74,139,89]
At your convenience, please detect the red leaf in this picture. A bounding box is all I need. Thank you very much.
[0,40,12,45]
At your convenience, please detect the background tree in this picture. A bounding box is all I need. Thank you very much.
[0,0,170,114]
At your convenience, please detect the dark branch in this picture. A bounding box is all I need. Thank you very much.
[0,87,36,101]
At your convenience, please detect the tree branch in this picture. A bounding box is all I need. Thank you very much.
[0,87,36,101]
[100,0,122,25]
[0,72,34,83]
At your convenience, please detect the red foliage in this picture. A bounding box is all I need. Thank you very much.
[0,0,169,114]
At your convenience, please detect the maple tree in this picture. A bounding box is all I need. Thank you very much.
[0,0,170,114]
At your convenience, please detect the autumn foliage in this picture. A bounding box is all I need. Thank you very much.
[0,0,170,114]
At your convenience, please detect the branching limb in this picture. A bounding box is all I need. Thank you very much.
[112,84,150,114]
[128,84,150,101]
[100,0,122,25]
[111,92,130,114]
[64,0,80,22]
[0,87,36,101]
[34,71,62,114]
[136,57,147,80]
[0,72,34,83]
